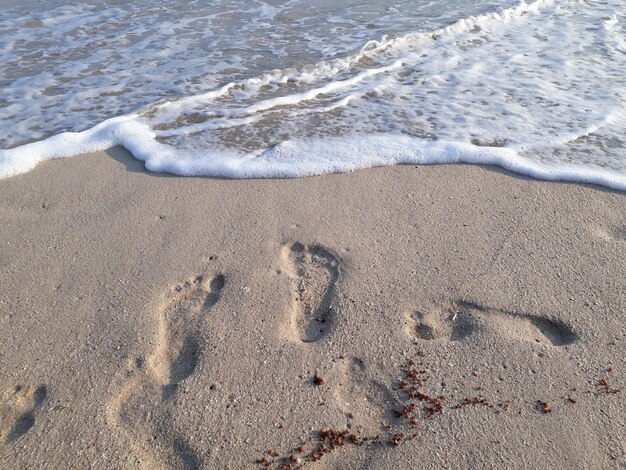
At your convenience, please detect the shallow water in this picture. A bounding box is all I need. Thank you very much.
[1,0,625,189]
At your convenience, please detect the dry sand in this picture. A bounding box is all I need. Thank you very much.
[0,147,624,469]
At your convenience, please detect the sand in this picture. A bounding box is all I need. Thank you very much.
[0,147,624,469]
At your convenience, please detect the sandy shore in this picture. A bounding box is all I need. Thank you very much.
[0,147,624,469]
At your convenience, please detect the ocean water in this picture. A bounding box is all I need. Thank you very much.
[1,0,625,189]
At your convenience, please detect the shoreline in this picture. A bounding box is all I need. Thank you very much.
[3,136,626,191]
[0,147,624,468]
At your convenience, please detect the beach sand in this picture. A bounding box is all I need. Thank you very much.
[0,147,624,469]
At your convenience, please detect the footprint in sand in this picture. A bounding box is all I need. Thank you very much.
[593,224,626,243]
[405,301,578,347]
[0,385,47,445]
[280,242,340,343]
[332,357,397,433]
[108,274,225,468]
[149,274,225,399]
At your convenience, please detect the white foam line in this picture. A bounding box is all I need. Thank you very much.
[288,93,359,116]
[2,118,624,191]
[156,91,362,138]
[143,134,626,191]
[246,61,402,115]
[154,114,260,136]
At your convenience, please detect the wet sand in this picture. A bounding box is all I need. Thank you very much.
[0,147,624,469]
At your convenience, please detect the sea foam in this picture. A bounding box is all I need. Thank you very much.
[1,0,625,190]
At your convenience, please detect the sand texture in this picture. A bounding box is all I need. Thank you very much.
[0,148,624,469]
